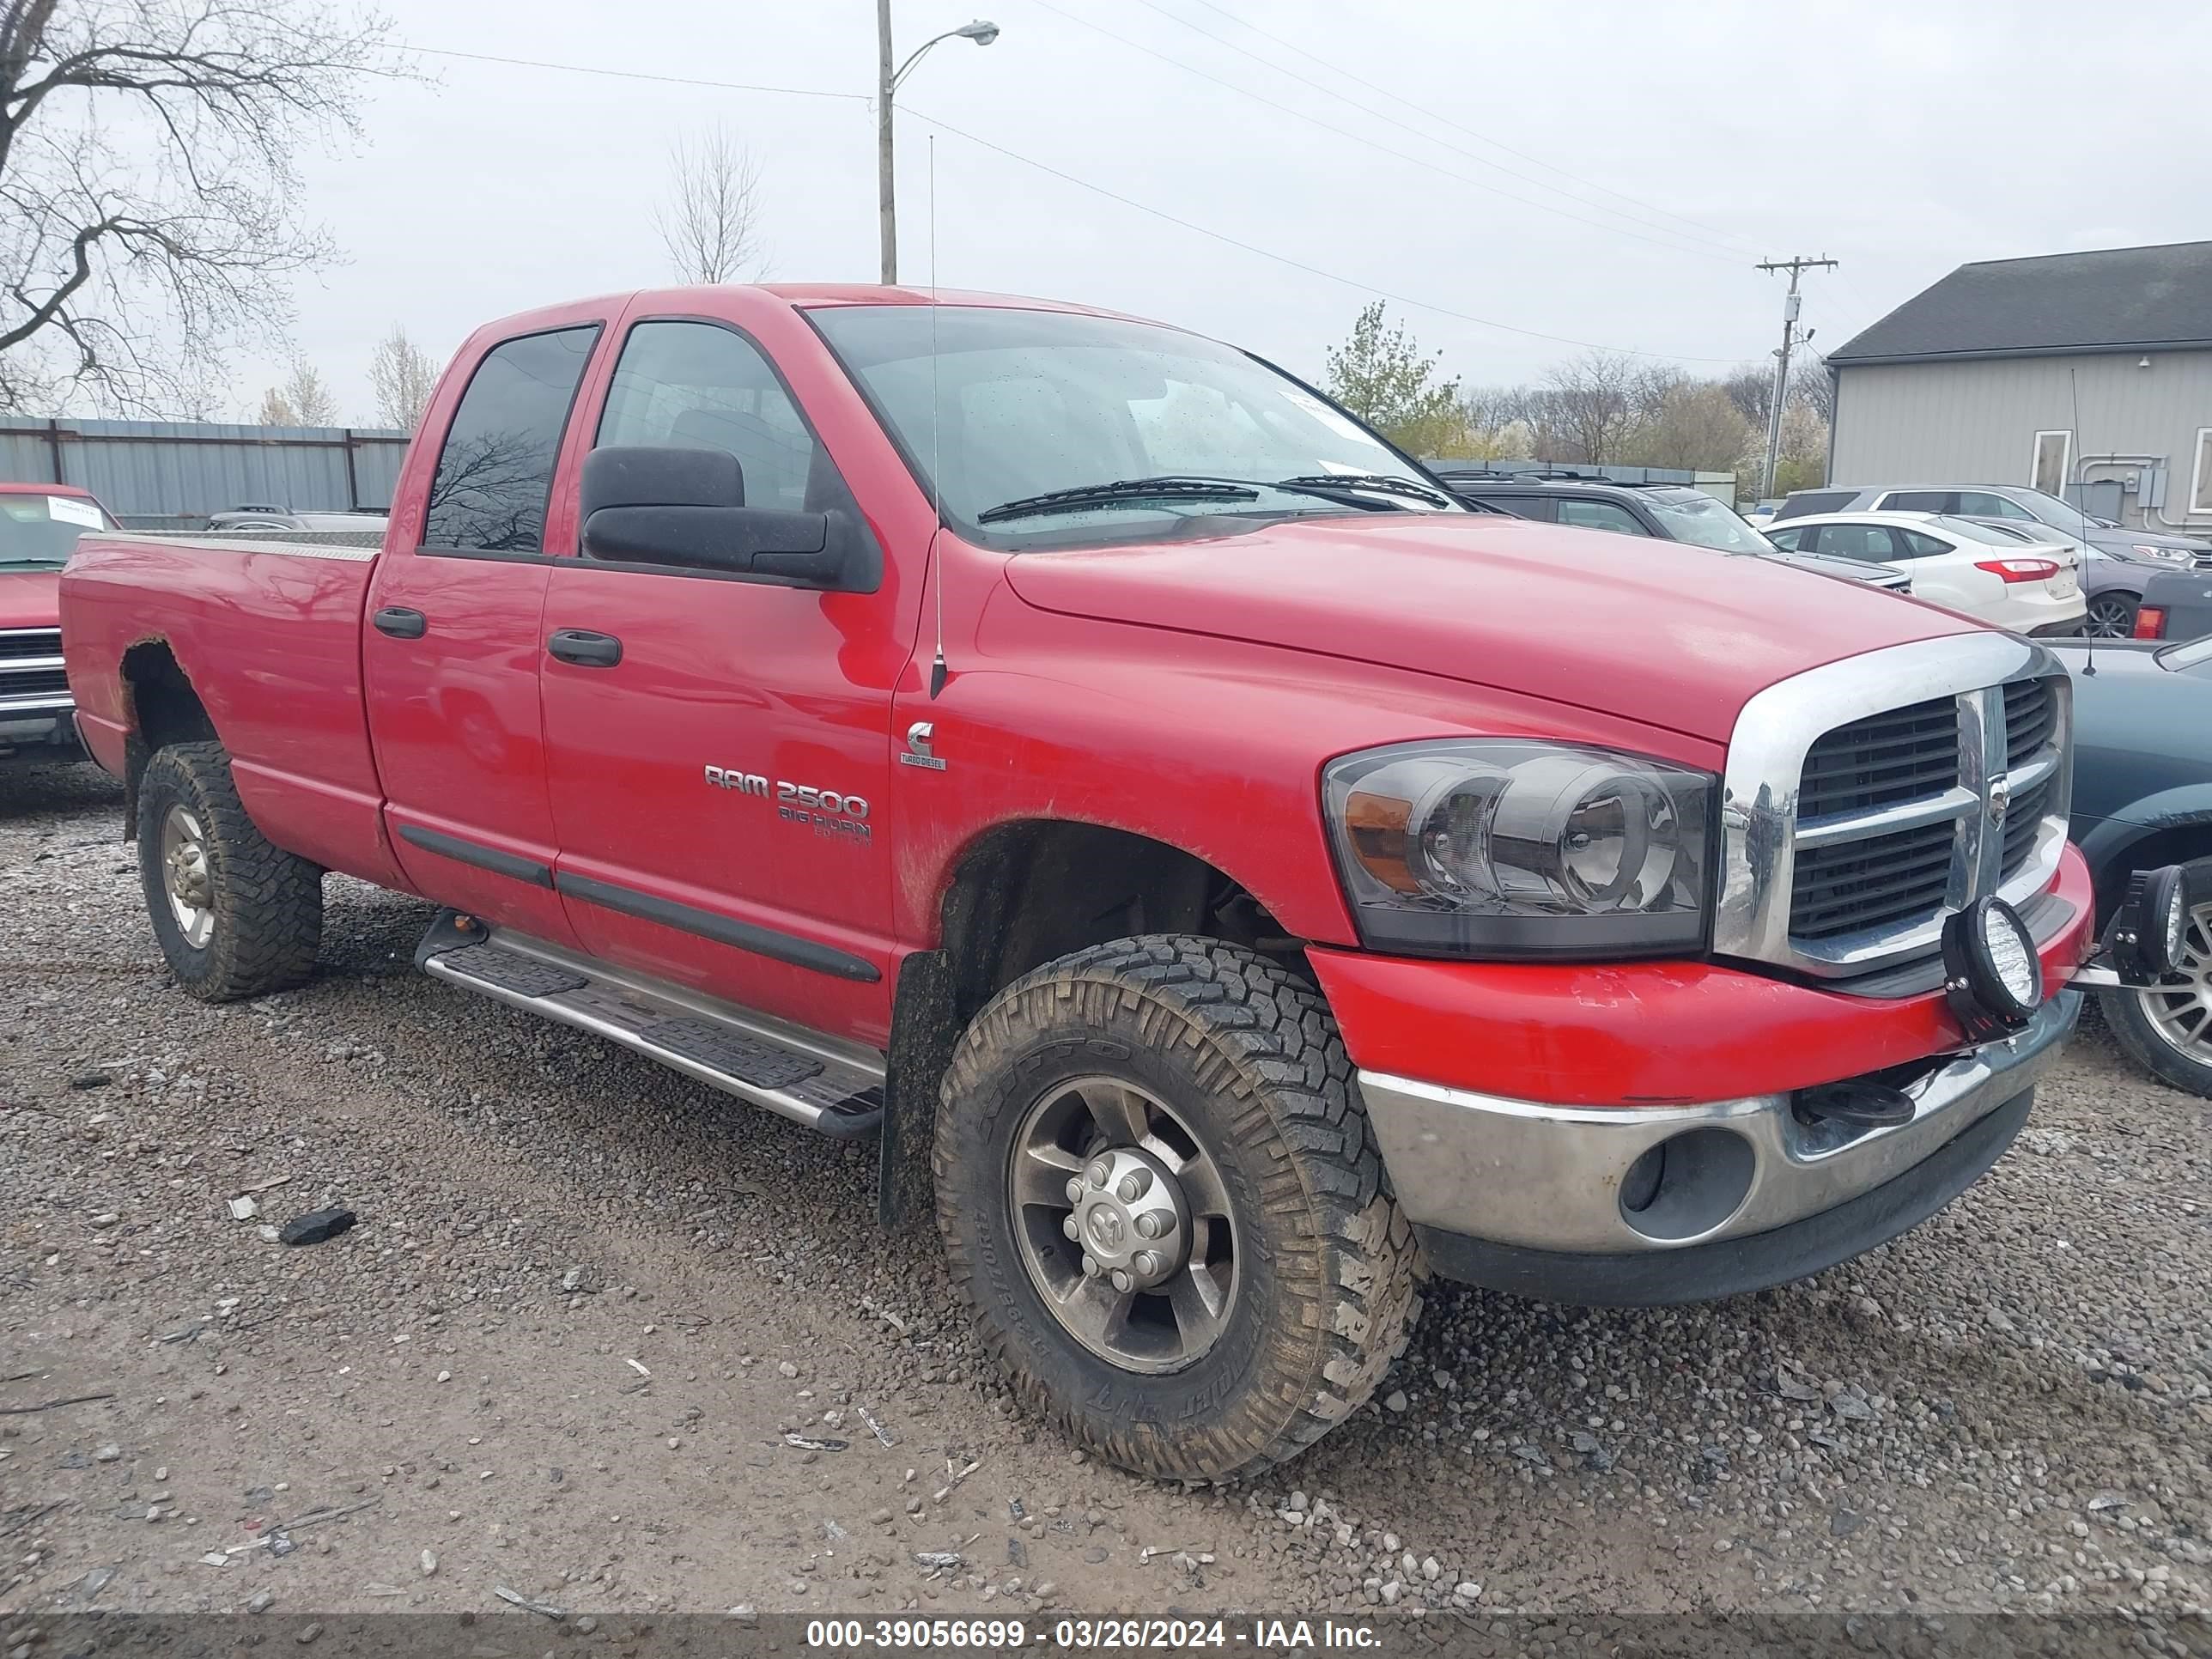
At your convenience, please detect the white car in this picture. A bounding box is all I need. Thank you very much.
[1762,511,2085,635]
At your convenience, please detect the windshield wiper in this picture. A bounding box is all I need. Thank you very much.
[977,477,1261,524]
[1273,473,1451,509]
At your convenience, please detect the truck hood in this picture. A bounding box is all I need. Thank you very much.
[1000,514,1981,744]
[0,568,60,630]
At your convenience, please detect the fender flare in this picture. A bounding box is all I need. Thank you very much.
[2074,792,2212,901]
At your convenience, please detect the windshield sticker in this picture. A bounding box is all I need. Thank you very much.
[1279,389,1376,447]
[47,495,104,529]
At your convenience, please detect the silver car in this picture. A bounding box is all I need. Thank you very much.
[208,505,389,532]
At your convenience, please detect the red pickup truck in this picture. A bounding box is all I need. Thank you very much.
[63,285,2100,1480]
[3,481,118,767]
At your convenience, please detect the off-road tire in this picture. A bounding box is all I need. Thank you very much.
[2098,855,2212,1097]
[933,935,1423,1481]
[137,741,322,1002]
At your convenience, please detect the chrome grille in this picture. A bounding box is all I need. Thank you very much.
[0,628,70,712]
[2002,678,2055,769]
[1797,697,1959,818]
[1790,818,1956,941]
[0,629,58,662]
[1714,634,2073,981]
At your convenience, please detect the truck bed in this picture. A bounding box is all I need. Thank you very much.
[62,532,414,890]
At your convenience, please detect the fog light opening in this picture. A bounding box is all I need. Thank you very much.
[1615,1127,1756,1243]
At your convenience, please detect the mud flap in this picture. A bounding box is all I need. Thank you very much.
[412,906,488,971]
[880,949,959,1230]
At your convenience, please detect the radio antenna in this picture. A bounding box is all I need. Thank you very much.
[927,133,949,699]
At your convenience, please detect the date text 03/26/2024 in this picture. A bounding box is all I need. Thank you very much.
[803,1618,1385,1650]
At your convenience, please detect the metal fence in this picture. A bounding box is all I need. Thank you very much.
[0,416,411,530]
[1421,459,1741,506]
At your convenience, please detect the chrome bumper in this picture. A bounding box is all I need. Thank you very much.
[1358,989,2079,1256]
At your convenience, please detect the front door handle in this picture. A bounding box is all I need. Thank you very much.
[372,606,427,640]
[547,628,623,668]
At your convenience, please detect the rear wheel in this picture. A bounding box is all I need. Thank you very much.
[2081,592,2140,639]
[137,742,323,1001]
[933,935,1422,1481]
[2099,857,2212,1097]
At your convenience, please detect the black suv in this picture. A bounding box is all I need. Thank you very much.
[1433,469,1911,592]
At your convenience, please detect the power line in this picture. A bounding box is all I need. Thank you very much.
[414,46,868,102]
[1024,0,1745,268]
[899,102,1749,362]
[1168,0,1759,257]
[416,41,1752,362]
[1126,0,1751,257]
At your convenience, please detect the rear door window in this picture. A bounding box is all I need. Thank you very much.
[1878,490,1954,514]
[1772,489,1854,520]
[422,325,601,552]
[1810,524,1905,561]
[1763,526,1806,550]
[1900,530,1954,558]
[1553,499,1648,536]
[1478,495,1553,522]
[1956,490,2037,520]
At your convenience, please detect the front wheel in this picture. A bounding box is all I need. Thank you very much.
[2081,592,2141,639]
[933,936,1422,1481]
[2099,857,2212,1096]
[137,742,323,1001]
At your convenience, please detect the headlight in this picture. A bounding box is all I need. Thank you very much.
[2132,544,2191,564]
[1322,739,1715,959]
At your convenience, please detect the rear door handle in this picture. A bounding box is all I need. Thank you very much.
[548,628,623,667]
[372,606,427,639]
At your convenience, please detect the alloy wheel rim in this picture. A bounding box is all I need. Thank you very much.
[2083,598,2137,639]
[160,804,216,950]
[1007,1075,1239,1374]
[2138,899,2212,1062]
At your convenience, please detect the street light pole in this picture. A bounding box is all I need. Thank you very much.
[877,0,897,285]
[875,4,1000,286]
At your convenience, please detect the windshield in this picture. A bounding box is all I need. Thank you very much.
[0,492,113,567]
[2157,635,2212,673]
[2002,486,2096,538]
[1639,489,1771,553]
[809,305,1457,541]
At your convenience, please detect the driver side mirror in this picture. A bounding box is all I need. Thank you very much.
[580,446,852,587]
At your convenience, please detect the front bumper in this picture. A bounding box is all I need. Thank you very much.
[1359,988,2076,1304]
[0,703,82,764]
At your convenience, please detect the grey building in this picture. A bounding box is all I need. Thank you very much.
[1826,240,2212,533]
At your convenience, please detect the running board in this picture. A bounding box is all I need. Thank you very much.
[419,923,885,1138]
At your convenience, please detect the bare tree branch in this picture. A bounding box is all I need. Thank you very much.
[0,0,415,414]
[654,121,766,286]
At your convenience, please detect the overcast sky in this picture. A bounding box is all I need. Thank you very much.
[246,0,2212,422]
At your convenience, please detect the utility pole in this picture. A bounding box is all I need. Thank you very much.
[1756,255,1837,500]
[876,9,1000,287]
[878,0,897,286]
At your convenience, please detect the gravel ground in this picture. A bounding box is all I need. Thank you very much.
[3,762,2209,1638]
